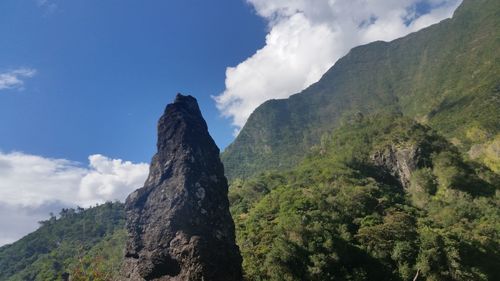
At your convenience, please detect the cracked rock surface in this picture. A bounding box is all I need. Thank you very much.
[122,94,242,281]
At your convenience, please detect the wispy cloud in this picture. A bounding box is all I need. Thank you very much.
[214,0,462,130]
[36,0,58,14]
[0,68,37,91]
[0,151,149,245]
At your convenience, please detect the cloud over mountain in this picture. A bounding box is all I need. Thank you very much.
[0,152,148,245]
[215,0,462,130]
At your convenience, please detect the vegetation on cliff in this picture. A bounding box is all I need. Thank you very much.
[229,115,500,281]
[0,116,498,281]
[0,0,499,280]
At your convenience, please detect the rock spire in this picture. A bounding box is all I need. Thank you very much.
[122,94,242,281]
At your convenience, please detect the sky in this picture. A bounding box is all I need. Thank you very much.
[0,0,461,246]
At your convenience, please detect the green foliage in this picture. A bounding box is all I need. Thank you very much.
[408,168,437,207]
[2,118,497,281]
[229,115,500,281]
[469,133,500,173]
[69,229,126,281]
[1,2,499,279]
[0,202,125,281]
[432,151,495,196]
[225,1,500,276]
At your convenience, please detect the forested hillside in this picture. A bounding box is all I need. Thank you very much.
[0,202,125,281]
[222,0,500,179]
[3,115,497,281]
[0,0,498,280]
[229,114,500,280]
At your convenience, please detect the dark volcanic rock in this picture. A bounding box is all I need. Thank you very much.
[122,94,242,281]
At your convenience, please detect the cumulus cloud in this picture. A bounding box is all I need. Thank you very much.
[79,155,150,206]
[215,0,462,130]
[0,151,148,245]
[0,68,37,91]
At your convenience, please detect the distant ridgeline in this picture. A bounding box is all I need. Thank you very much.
[1,0,499,280]
[222,0,500,180]
[0,202,126,280]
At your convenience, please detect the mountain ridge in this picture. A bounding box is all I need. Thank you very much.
[0,0,499,280]
[222,0,500,179]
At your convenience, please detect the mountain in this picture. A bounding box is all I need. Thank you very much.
[221,1,500,279]
[1,0,499,280]
[222,0,500,180]
[1,116,498,281]
[229,115,500,280]
[0,202,125,281]
[122,94,242,281]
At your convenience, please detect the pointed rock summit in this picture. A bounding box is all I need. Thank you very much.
[122,94,242,281]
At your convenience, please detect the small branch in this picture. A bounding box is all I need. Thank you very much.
[413,269,420,281]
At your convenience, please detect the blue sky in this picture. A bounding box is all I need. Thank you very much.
[0,0,265,163]
[0,0,462,245]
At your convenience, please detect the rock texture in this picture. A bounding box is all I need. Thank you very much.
[371,144,423,189]
[122,94,242,281]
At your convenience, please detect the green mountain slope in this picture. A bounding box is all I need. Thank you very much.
[2,116,497,281]
[0,202,125,281]
[1,1,499,280]
[229,114,500,281]
[222,0,500,179]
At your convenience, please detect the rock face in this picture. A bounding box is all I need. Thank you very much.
[371,144,423,189]
[122,94,242,281]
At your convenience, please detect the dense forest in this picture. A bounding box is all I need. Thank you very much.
[0,0,498,280]
[229,115,499,280]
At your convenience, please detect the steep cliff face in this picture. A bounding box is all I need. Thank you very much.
[222,0,500,180]
[122,94,242,281]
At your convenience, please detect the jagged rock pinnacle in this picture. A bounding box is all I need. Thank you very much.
[122,94,243,281]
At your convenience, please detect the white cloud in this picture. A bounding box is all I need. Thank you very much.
[0,201,68,246]
[215,0,462,130]
[79,155,150,207]
[0,151,148,245]
[0,68,37,91]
